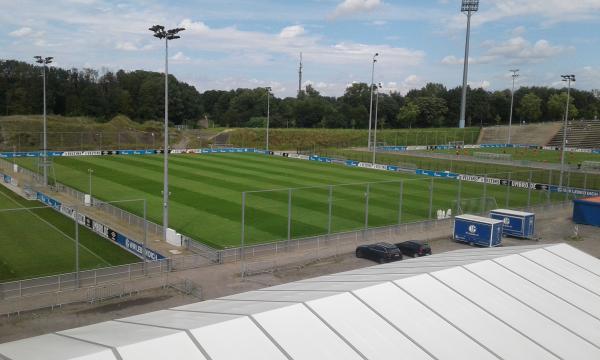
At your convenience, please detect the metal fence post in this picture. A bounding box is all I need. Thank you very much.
[565,171,571,201]
[328,185,333,235]
[428,178,434,219]
[75,207,80,288]
[241,192,246,279]
[482,174,488,214]
[364,183,370,231]
[547,170,552,204]
[584,172,588,191]
[505,172,512,208]
[143,198,148,273]
[287,188,292,242]
[398,181,404,225]
[457,177,463,215]
[527,170,533,209]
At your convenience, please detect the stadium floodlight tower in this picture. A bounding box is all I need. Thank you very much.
[34,55,53,186]
[368,53,379,150]
[559,74,576,187]
[149,24,185,241]
[459,0,479,129]
[372,82,383,165]
[266,87,271,151]
[507,69,519,144]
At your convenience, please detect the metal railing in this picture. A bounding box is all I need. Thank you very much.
[0,260,169,300]
[237,201,573,276]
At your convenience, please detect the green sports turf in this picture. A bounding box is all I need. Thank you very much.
[321,149,600,190]
[16,153,570,249]
[429,148,600,164]
[0,185,139,281]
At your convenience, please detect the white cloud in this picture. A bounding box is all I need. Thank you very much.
[179,19,210,34]
[443,36,565,67]
[9,27,34,37]
[440,55,495,65]
[469,80,491,89]
[511,26,527,37]
[171,51,191,62]
[385,75,423,95]
[115,41,140,51]
[279,25,305,39]
[331,0,382,19]
[446,0,600,29]
[485,37,564,62]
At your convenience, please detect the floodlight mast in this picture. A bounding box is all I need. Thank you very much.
[508,69,519,144]
[266,87,271,151]
[149,25,185,241]
[372,82,382,165]
[559,74,576,188]
[459,0,479,129]
[368,53,379,150]
[34,55,53,186]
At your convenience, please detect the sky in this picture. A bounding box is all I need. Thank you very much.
[1,0,599,97]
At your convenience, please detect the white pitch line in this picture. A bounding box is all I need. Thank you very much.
[0,189,111,266]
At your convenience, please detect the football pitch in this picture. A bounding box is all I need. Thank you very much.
[15,153,566,249]
[0,185,138,281]
[429,147,600,164]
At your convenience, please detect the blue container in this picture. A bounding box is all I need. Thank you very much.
[573,197,600,227]
[490,209,536,239]
[454,215,503,247]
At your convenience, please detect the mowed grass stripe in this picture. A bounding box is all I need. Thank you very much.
[49,156,331,246]
[55,155,419,240]
[0,185,137,281]
[16,153,567,249]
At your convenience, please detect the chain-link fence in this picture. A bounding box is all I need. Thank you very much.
[0,131,168,152]
[240,169,598,249]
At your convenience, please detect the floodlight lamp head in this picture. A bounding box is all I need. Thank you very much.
[461,0,479,13]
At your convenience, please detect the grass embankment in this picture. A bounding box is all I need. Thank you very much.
[228,127,481,150]
[0,115,181,152]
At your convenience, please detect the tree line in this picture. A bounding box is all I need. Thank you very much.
[1,59,599,128]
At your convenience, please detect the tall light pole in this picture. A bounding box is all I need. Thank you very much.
[34,55,53,186]
[459,0,479,128]
[507,69,519,144]
[368,53,379,149]
[372,83,382,165]
[149,24,185,240]
[559,74,576,188]
[88,168,94,200]
[266,87,271,151]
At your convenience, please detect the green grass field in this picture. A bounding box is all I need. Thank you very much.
[429,147,600,164]
[321,149,600,190]
[0,185,138,281]
[15,153,570,249]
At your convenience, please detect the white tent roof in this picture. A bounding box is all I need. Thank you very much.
[2,243,600,360]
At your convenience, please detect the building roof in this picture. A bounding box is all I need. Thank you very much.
[2,243,600,360]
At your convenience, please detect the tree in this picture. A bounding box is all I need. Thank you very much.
[547,93,579,120]
[414,97,448,127]
[396,101,420,128]
[517,93,542,122]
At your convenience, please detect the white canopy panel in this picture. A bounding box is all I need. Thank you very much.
[2,243,600,360]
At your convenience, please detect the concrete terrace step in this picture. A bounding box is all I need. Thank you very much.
[477,122,562,146]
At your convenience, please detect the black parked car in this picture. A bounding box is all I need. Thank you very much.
[395,240,432,257]
[356,242,403,263]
